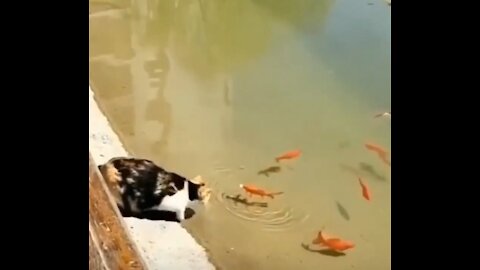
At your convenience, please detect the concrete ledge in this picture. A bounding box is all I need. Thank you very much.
[89,86,215,270]
[89,230,107,270]
[89,153,147,270]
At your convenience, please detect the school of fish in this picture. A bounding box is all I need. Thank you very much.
[225,111,389,256]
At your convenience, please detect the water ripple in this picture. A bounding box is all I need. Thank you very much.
[216,192,309,232]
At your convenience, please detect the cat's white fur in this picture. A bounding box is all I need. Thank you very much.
[145,181,200,221]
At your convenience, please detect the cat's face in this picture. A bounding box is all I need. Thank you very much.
[189,175,212,204]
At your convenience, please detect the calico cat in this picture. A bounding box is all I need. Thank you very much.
[97,157,211,222]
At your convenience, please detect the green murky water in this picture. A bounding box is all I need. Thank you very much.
[89,0,391,269]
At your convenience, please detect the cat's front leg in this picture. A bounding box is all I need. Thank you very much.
[176,209,185,222]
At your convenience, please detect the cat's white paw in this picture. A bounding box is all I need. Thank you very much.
[176,210,185,222]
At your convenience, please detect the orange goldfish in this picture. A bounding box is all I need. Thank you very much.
[312,231,355,252]
[275,149,301,162]
[358,177,371,201]
[365,143,387,155]
[239,184,284,199]
[365,143,390,166]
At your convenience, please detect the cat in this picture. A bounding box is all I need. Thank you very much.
[97,157,211,222]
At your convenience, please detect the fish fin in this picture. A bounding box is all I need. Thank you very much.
[313,237,327,246]
[316,231,325,243]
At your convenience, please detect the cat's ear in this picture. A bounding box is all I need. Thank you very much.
[191,175,205,186]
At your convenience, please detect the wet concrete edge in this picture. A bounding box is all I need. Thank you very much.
[89,86,216,270]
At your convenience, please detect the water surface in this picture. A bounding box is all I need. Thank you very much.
[89,0,391,269]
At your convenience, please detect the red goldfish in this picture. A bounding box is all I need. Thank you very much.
[275,149,301,162]
[312,231,355,252]
[239,184,284,199]
[358,177,371,201]
[365,143,390,166]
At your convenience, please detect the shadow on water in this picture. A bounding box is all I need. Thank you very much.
[257,166,282,177]
[339,163,362,176]
[358,162,387,181]
[335,201,350,221]
[338,141,351,149]
[120,207,196,223]
[339,163,387,182]
[300,243,346,257]
[225,194,269,208]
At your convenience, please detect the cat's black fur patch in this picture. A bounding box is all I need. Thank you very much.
[188,179,202,201]
[122,208,197,222]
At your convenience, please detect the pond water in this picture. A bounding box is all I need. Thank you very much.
[89,0,391,269]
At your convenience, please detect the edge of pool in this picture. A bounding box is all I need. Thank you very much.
[89,87,216,270]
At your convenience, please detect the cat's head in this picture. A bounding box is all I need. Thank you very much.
[187,175,212,204]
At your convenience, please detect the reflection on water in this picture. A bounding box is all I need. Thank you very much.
[89,0,390,269]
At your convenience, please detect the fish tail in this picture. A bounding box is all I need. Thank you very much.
[381,154,390,166]
[275,157,281,163]
[383,157,391,166]
[269,192,284,198]
[379,153,391,166]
